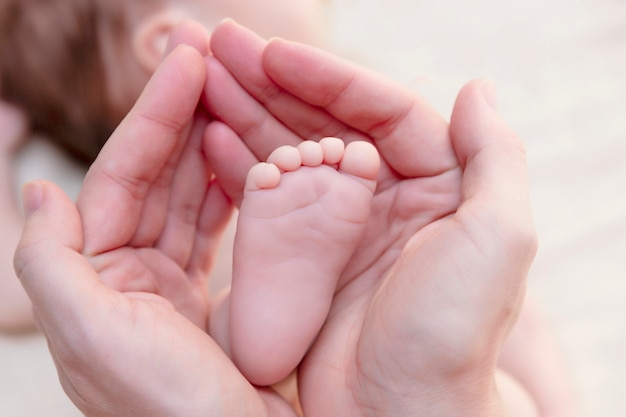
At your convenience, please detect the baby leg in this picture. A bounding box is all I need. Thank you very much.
[230,138,379,386]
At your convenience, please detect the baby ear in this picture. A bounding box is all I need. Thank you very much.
[132,8,187,73]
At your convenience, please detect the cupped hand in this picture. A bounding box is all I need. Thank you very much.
[14,181,294,417]
[13,22,298,417]
[76,22,232,329]
[204,21,537,416]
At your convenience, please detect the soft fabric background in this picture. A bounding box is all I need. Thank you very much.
[2,0,624,415]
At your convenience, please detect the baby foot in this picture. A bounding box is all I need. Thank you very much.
[230,137,379,386]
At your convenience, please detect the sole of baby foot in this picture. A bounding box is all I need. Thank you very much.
[230,137,379,386]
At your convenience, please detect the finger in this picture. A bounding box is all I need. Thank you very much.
[448,79,537,307]
[128,122,195,248]
[128,21,213,247]
[203,121,258,206]
[131,20,212,248]
[371,81,537,370]
[78,44,207,255]
[155,111,212,267]
[204,54,301,159]
[262,37,457,177]
[451,79,536,238]
[187,179,234,275]
[130,21,209,250]
[163,20,211,57]
[209,20,351,147]
[14,182,107,338]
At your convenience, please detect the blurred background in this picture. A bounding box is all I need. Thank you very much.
[1,0,624,415]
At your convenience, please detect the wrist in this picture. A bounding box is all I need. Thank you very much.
[359,368,507,417]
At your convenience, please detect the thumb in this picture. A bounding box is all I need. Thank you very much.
[450,79,534,232]
[450,79,537,297]
[14,181,104,334]
[440,79,538,332]
[366,80,537,376]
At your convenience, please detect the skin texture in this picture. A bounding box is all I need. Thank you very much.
[14,21,539,417]
[229,138,379,386]
[1,0,329,334]
[15,27,297,417]
[204,21,538,416]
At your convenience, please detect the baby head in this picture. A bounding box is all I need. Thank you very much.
[0,0,328,163]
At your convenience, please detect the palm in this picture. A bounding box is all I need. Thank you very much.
[204,23,462,294]
[15,39,300,417]
[66,272,263,415]
[75,52,237,326]
[89,245,211,326]
[298,175,461,415]
[16,180,285,416]
[206,21,536,417]
[340,167,460,288]
[79,108,219,326]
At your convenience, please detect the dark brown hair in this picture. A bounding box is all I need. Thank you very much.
[0,0,135,163]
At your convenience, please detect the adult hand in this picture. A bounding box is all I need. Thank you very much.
[14,22,297,417]
[76,21,229,329]
[204,21,537,416]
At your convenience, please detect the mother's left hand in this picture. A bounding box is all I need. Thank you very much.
[14,22,298,417]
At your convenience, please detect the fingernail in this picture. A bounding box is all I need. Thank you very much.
[480,79,498,110]
[22,182,43,216]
